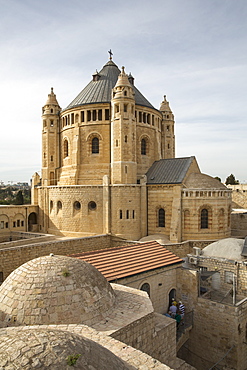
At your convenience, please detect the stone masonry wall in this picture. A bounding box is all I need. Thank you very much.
[147,185,176,240]
[197,256,247,295]
[182,191,231,241]
[0,205,38,233]
[111,312,178,367]
[117,265,180,314]
[178,298,247,370]
[176,268,198,312]
[111,185,143,240]
[46,186,104,236]
[231,213,247,237]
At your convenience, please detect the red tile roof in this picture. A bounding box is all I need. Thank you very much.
[69,241,183,281]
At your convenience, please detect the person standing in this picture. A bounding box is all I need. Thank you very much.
[178,301,185,321]
[169,302,177,318]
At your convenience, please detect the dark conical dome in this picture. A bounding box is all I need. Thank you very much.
[65,59,154,110]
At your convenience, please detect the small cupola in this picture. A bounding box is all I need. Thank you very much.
[128,72,134,85]
[92,70,101,82]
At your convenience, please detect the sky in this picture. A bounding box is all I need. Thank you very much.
[0,0,246,184]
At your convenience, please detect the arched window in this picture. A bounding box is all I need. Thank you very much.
[140,282,150,297]
[201,209,208,229]
[158,208,165,227]
[92,137,99,154]
[141,138,146,155]
[64,139,69,158]
[57,201,62,211]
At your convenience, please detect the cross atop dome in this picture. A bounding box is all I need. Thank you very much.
[108,49,113,60]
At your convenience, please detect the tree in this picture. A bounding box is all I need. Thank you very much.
[15,190,24,205]
[225,174,239,185]
[214,176,221,183]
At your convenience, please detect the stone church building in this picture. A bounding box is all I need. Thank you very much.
[31,55,231,242]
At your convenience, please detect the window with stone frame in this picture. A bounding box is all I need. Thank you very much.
[63,139,69,158]
[141,138,147,155]
[158,208,165,227]
[92,137,99,154]
[200,208,208,229]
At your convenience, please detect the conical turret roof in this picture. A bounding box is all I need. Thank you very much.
[45,87,60,107]
[160,95,172,113]
[65,59,154,110]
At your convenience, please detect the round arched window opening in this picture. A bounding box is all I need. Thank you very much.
[88,201,97,210]
[140,282,150,297]
[74,201,81,210]
[50,200,53,212]
[57,201,62,210]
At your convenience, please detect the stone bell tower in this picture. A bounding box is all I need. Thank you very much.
[41,88,61,186]
[111,67,137,184]
[160,95,175,158]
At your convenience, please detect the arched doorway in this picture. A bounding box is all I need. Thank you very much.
[169,288,176,308]
[28,212,37,232]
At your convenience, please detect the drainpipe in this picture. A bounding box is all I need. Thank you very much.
[233,274,236,306]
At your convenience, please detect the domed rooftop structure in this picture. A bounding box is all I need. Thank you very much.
[184,173,226,189]
[0,327,133,370]
[65,59,154,110]
[202,238,245,261]
[0,255,115,327]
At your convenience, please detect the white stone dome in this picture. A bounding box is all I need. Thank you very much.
[0,255,115,327]
[202,238,245,260]
[0,327,132,369]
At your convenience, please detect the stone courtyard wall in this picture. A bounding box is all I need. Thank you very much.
[178,298,247,370]
[0,234,115,280]
[111,312,179,368]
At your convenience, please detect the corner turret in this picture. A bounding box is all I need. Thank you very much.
[111,67,137,184]
[42,88,61,186]
[160,95,175,158]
